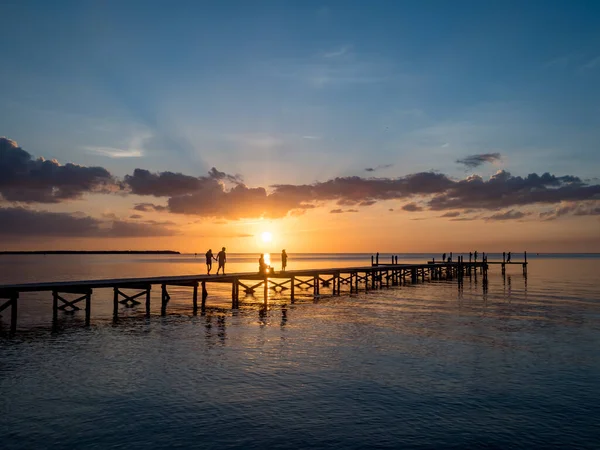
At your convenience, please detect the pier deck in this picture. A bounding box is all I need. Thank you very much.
[0,257,527,334]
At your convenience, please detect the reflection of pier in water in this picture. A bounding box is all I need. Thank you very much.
[0,253,528,334]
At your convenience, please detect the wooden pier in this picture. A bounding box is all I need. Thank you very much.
[0,254,528,334]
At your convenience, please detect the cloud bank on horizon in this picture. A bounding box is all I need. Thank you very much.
[1,137,599,239]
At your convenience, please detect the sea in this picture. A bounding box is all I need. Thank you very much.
[1,253,599,449]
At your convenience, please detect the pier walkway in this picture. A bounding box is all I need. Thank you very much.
[0,255,527,334]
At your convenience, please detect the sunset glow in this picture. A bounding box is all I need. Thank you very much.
[261,232,273,243]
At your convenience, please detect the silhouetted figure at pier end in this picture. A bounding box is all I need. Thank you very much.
[507,252,511,263]
[442,253,446,262]
[474,251,478,262]
[259,254,268,274]
[205,249,214,274]
[281,249,288,271]
[216,247,227,275]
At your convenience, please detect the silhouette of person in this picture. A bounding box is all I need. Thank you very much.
[503,251,506,262]
[474,251,478,262]
[507,252,511,263]
[281,249,288,271]
[216,247,227,275]
[205,249,214,274]
[259,254,268,274]
[376,252,379,266]
[469,251,473,261]
[442,253,446,262]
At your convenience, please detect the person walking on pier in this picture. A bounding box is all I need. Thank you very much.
[216,247,227,275]
[205,249,215,274]
[281,249,288,271]
[507,252,511,263]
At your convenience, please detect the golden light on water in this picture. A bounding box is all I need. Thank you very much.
[264,253,271,266]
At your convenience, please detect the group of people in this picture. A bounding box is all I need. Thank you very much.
[205,247,227,275]
[203,248,289,275]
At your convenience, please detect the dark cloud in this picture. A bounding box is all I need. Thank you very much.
[456,153,502,169]
[130,214,143,219]
[428,170,598,211]
[365,164,393,172]
[133,203,169,212]
[330,208,359,214]
[0,207,177,238]
[401,202,423,212]
[0,137,119,203]
[484,210,530,221]
[540,201,600,220]
[129,167,600,220]
[440,211,461,218]
[207,167,244,184]
[125,168,210,197]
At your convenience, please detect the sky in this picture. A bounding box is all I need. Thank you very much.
[1,0,599,253]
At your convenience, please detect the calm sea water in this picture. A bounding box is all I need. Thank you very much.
[1,253,599,449]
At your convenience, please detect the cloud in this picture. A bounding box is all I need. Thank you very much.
[401,202,423,212]
[581,56,600,70]
[302,135,321,140]
[130,214,143,219]
[484,210,530,221]
[330,209,358,214]
[0,137,120,203]
[133,203,169,212]
[0,207,177,238]
[323,46,351,58]
[86,146,143,158]
[428,170,599,211]
[440,211,461,218]
[540,201,600,220]
[456,153,502,169]
[365,164,393,173]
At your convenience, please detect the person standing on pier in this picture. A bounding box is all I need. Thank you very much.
[376,252,380,266]
[507,252,511,263]
[216,247,227,275]
[281,249,288,271]
[205,249,215,274]
[442,253,446,262]
[474,251,478,262]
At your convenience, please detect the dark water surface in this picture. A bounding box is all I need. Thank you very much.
[1,254,600,449]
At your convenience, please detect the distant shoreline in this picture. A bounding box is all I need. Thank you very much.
[0,251,180,255]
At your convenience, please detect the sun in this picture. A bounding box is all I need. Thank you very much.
[261,231,273,243]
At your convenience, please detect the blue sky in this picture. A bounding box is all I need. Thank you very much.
[1,0,600,185]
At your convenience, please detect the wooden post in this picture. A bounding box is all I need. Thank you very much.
[201,281,207,310]
[10,294,18,334]
[264,276,268,305]
[146,286,151,316]
[291,276,295,303]
[192,282,198,314]
[411,268,417,283]
[232,278,237,309]
[161,284,168,316]
[113,287,119,319]
[85,290,91,326]
[53,290,58,322]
